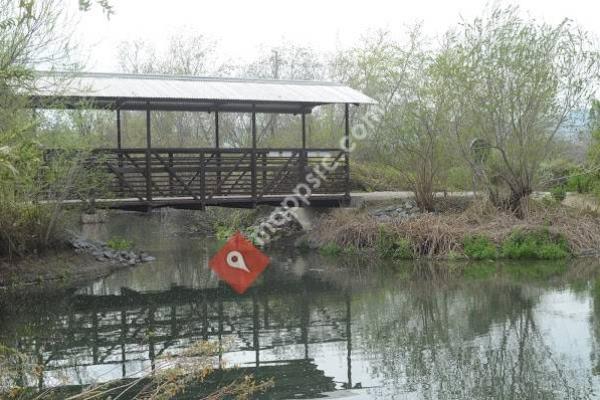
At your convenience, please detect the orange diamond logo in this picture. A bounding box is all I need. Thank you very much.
[209,231,270,294]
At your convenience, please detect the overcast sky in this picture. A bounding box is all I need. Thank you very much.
[69,0,600,73]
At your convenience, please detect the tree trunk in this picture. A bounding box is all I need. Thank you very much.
[414,175,436,212]
[488,184,531,219]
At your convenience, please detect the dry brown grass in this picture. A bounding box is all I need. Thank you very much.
[311,199,600,258]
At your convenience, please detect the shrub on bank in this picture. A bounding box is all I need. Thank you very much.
[564,166,599,194]
[311,201,594,261]
[106,236,134,251]
[376,227,413,260]
[550,185,567,202]
[320,242,343,256]
[0,201,64,258]
[500,228,570,259]
[463,235,497,260]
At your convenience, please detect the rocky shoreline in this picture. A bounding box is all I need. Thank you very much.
[0,238,155,290]
[69,237,156,265]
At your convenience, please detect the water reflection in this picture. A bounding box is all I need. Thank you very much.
[1,211,600,399]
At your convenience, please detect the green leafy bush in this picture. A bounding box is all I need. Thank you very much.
[463,235,497,260]
[565,170,594,193]
[214,225,236,242]
[0,202,62,257]
[500,229,570,259]
[446,166,473,190]
[376,227,414,260]
[106,237,134,251]
[320,242,343,256]
[375,227,396,258]
[550,185,567,202]
[392,239,413,260]
[210,208,258,242]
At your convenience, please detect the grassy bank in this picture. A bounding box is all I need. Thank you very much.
[311,200,600,261]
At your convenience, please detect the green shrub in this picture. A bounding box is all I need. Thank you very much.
[565,170,594,193]
[0,201,64,257]
[106,236,134,251]
[376,227,395,258]
[214,224,236,242]
[320,242,343,256]
[342,244,360,256]
[376,227,414,260]
[550,185,567,202]
[446,166,472,191]
[500,228,570,259]
[392,239,413,260]
[463,235,497,260]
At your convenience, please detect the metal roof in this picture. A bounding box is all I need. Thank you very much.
[30,71,376,113]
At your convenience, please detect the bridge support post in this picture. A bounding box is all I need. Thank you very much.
[301,112,306,149]
[215,111,221,195]
[117,108,124,195]
[251,106,257,208]
[300,112,308,191]
[116,108,122,149]
[344,104,350,200]
[145,106,153,210]
[200,151,206,210]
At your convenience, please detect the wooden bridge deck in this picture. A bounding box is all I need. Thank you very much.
[58,147,350,210]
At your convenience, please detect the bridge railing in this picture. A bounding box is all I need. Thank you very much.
[83,147,347,205]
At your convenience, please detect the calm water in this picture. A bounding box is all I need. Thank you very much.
[2,210,600,399]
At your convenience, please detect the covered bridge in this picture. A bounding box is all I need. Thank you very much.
[32,71,375,211]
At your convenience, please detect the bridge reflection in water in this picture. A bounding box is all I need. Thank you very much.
[0,260,358,398]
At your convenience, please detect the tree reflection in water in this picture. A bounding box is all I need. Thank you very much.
[357,260,598,399]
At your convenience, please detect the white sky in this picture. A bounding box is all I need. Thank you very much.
[70,0,600,73]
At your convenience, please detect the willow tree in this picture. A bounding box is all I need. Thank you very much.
[589,100,600,166]
[0,0,112,256]
[444,6,600,217]
[330,29,457,211]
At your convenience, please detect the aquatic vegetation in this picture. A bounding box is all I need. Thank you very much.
[376,227,413,260]
[106,236,134,251]
[463,235,497,260]
[215,224,237,242]
[501,229,570,260]
[319,242,343,256]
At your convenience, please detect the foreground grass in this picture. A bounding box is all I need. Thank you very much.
[312,200,600,261]
[0,341,273,400]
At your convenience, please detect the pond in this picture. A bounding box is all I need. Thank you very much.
[1,210,600,399]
